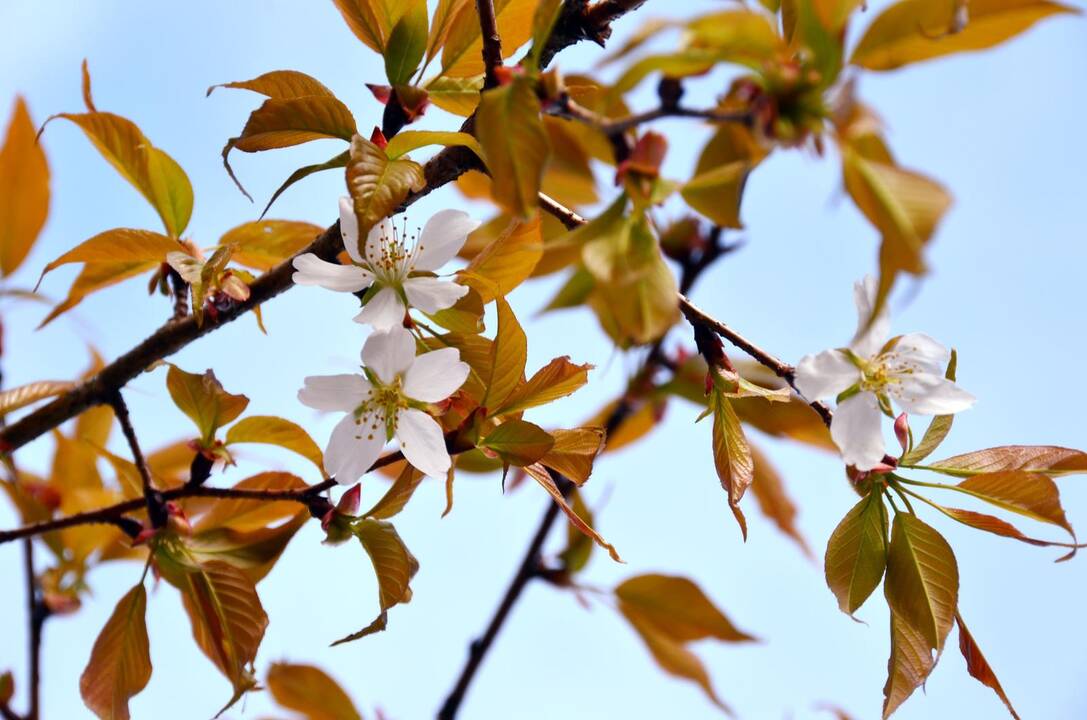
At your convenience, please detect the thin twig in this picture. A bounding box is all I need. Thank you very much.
[0,450,405,545]
[23,538,43,720]
[677,294,834,427]
[108,390,166,527]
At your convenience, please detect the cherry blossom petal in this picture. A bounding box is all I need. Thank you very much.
[794,350,861,400]
[403,348,469,402]
[893,373,976,415]
[396,408,450,478]
[298,374,372,412]
[402,276,469,314]
[353,285,406,330]
[324,412,386,484]
[412,209,480,272]
[292,253,373,293]
[888,333,950,374]
[363,218,394,269]
[850,275,891,358]
[339,196,363,264]
[831,392,886,471]
[362,325,416,384]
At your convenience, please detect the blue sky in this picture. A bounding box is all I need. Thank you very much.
[1,1,1086,718]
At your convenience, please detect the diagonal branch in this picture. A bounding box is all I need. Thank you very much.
[108,390,167,527]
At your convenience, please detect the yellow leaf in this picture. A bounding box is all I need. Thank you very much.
[0,96,50,276]
[159,556,267,710]
[496,356,592,416]
[882,608,936,718]
[524,462,622,562]
[460,215,543,303]
[711,391,754,537]
[475,77,550,217]
[333,519,419,645]
[616,574,756,643]
[220,220,323,271]
[225,415,324,474]
[192,472,309,533]
[166,365,250,444]
[426,0,473,63]
[749,444,812,557]
[617,599,733,713]
[364,463,425,519]
[440,0,537,77]
[346,134,426,237]
[541,427,605,485]
[44,108,192,237]
[558,488,595,572]
[208,69,336,99]
[79,584,151,720]
[266,663,362,720]
[0,380,74,417]
[384,129,482,160]
[424,74,484,116]
[223,95,357,164]
[884,513,958,653]
[928,446,1087,476]
[954,471,1076,538]
[38,227,177,281]
[851,0,1078,71]
[481,296,527,412]
[332,0,411,53]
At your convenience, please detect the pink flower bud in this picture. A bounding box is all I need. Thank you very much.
[336,483,362,516]
[894,412,910,453]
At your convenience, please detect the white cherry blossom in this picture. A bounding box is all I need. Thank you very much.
[299,326,469,483]
[794,276,975,471]
[292,198,480,330]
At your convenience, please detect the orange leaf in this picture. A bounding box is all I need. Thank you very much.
[79,584,151,720]
[0,96,50,276]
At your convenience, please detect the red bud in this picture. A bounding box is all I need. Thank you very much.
[894,412,910,453]
[337,483,362,516]
[366,83,392,104]
[369,126,388,149]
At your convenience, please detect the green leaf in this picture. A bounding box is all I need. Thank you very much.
[475,76,550,218]
[332,0,410,54]
[479,419,555,467]
[166,365,249,444]
[481,296,527,412]
[851,0,1078,71]
[558,488,595,573]
[384,0,428,84]
[346,134,426,238]
[266,663,362,720]
[884,512,958,653]
[525,0,564,70]
[0,96,50,277]
[43,107,192,237]
[426,0,473,63]
[225,415,324,475]
[824,492,888,616]
[79,584,152,720]
[384,130,482,160]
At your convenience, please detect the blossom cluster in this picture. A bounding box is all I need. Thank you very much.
[292,199,479,483]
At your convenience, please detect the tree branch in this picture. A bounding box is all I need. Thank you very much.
[22,538,44,720]
[475,0,504,89]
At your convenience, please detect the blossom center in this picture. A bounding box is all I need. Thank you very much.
[362,219,424,287]
[354,377,408,441]
[858,351,919,395]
